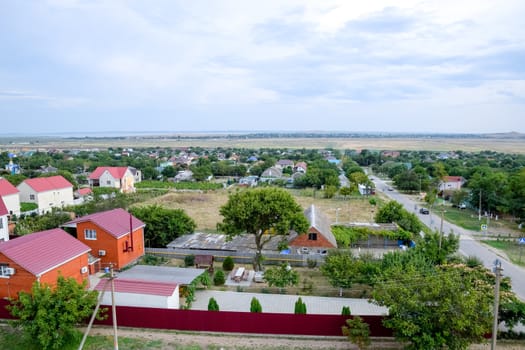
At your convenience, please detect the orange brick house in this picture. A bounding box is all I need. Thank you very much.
[0,228,91,299]
[289,205,337,254]
[63,208,145,270]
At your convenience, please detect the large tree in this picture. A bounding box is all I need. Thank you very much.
[130,204,196,247]
[8,276,100,350]
[372,264,493,350]
[218,188,309,270]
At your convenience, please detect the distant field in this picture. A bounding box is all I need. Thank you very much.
[2,135,525,153]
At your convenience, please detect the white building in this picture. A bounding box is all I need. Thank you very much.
[17,175,74,214]
[94,278,179,309]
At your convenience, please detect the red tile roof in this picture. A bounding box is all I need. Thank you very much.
[0,228,91,276]
[89,167,129,180]
[94,278,177,296]
[65,208,145,239]
[0,178,19,196]
[0,197,8,216]
[21,175,73,192]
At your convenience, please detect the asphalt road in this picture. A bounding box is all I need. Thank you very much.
[369,175,525,301]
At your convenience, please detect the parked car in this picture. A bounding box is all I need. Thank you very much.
[419,208,430,214]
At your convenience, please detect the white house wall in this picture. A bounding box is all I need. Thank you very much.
[0,214,9,242]
[99,171,121,190]
[36,188,74,214]
[1,193,20,216]
[99,289,179,309]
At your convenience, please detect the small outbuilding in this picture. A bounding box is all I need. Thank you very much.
[94,278,179,309]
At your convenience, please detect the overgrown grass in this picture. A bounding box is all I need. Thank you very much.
[441,207,486,231]
[481,239,525,266]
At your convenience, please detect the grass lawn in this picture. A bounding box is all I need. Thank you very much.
[0,326,166,350]
[481,239,525,266]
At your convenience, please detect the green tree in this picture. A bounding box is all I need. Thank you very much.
[250,297,263,313]
[320,250,358,296]
[342,316,371,350]
[130,205,196,247]
[218,188,309,271]
[222,256,235,271]
[339,186,353,199]
[341,306,351,315]
[294,297,307,314]
[8,276,100,350]
[372,264,493,350]
[208,297,220,311]
[213,269,226,286]
[263,263,299,292]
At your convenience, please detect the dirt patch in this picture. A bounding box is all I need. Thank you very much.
[87,327,524,349]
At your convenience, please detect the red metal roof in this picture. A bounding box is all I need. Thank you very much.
[89,167,129,180]
[77,188,92,196]
[22,175,73,192]
[0,178,19,196]
[0,228,91,276]
[0,197,8,216]
[65,208,145,239]
[443,176,464,182]
[94,278,177,296]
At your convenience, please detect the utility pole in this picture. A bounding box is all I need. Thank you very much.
[491,259,503,350]
[439,209,445,250]
[110,264,119,350]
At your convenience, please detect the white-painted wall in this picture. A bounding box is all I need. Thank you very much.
[99,286,180,309]
[17,182,74,214]
[1,193,20,216]
[0,214,9,241]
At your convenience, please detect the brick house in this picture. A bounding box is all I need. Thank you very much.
[0,228,91,299]
[63,208,145,270]
[89,166,136,193]
[289,205,337,253]
[0,178,20,216]
[16,175,74,214]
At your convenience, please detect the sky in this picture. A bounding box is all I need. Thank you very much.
[1,0,524,135]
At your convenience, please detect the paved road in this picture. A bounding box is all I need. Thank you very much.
[370,175,525,301]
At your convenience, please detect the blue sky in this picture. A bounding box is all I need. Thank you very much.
[1,0,524,135]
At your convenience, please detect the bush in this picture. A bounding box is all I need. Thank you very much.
[222,256,235,271]
[342,316,371,350]
[342,306,351,315]
[184,254,195,267]
[208,297,219,311]
[213,270,225,286]
[307,258,317,268]
[294,297,307,314]
[250,297,262,313]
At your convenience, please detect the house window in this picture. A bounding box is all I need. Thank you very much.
[0,264,10,277]
[0,219,3,229]
[84,229,97,240]
[308,232,318,241]
[106,180,112,185]
[29,194,35,200]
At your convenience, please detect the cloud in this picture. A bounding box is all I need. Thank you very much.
[0,1,524,133]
